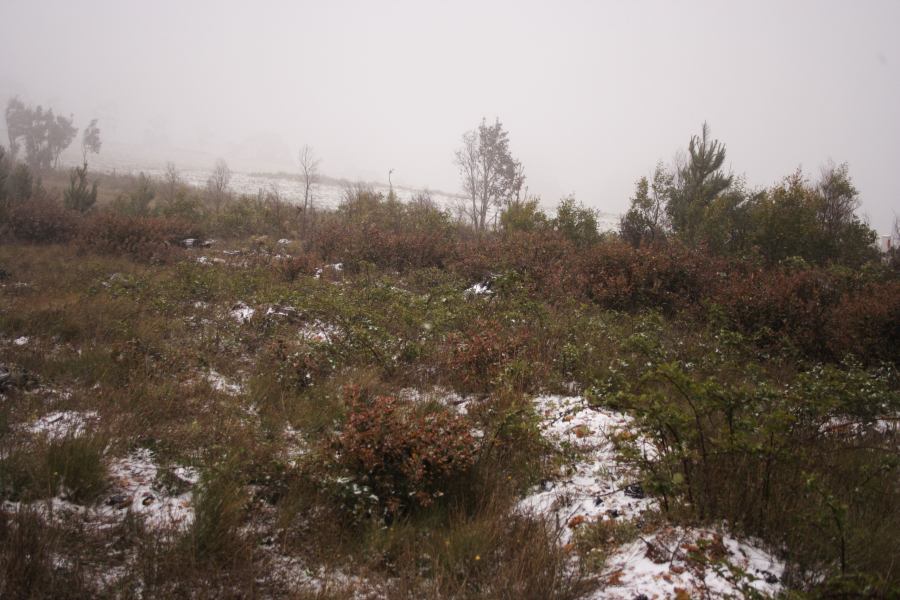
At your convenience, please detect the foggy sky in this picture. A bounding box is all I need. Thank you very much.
[1,0,898,231]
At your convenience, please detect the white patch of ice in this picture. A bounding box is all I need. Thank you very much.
[518,395,653,543]
[13,336,29,346]
[24,410,99,440]
[231,301,256,323]
[594,526,784,599]
[277,238,291,245]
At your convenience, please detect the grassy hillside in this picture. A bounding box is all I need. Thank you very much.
[0,164,898,598]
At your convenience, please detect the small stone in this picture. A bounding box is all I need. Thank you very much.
[107,493,131,509]
[142,494,155,506]
[760,570,779,585]
[634,595,650,600]
[624,483,645,499]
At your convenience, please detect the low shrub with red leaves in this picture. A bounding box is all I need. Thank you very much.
[334,386,478,516]
[77,212,201,262]
[4,199,80,243]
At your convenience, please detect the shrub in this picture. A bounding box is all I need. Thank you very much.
[183,470,246,566]
[4,198,80,243]
[78,212,200,262]
[332,386,478,518]
[441,318,535,393]
[620,358,900,591]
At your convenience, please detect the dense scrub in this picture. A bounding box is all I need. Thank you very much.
[0,160,898,597]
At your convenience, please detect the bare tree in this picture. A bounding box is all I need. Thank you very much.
[206,158,231,212]
[161,162,181,205]
[298,145,320,213]
[454,118,524,231]
[81,119,101,164]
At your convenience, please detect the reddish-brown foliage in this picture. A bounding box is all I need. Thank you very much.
[4,199,80,243]
[77,213,201,262]
[335,386,478,515]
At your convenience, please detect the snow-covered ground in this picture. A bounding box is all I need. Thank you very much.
[518,395,655,544]
[596,525,784,599]
[23,410,100,441]
[520,395,786,598]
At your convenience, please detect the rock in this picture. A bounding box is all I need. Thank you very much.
[141,493,156,506]
[634,595,650,600]
[107,493,131,509]
[624,483,645,499]
[759,570,779,585]
[0,267,11,281]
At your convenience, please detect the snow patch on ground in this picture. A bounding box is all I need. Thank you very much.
[103,449,197,530]
[13,335,30,346]
[2,449,198,532]
[299,319,342,343]
[518,395,653,543]
[207,369,244,395]
[819,415,900,437]
[282,425,310,467]
[196,255,225,265]
[595,525,784,599]
[465,282,493,296]
[314,263,343,279]
[263,556,385,599]
[231,301,256,323]
[24,410,100,440]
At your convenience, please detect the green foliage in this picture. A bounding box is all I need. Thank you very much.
[500,197,547,233]
[667,122,733,243]
[8,163,34,203]
[111,172,155,216]
[619,163,672,247]
[0,436,107,504]
[617,352,900,589]
[553,195,599,246]
[63,162,98,213]
[183,469,246,566]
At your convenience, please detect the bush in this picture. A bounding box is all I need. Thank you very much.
[4,198,80,243]
[183,470,246,566]
[620,358,900,591]
[332,386,478,518]
[78,212,200,262]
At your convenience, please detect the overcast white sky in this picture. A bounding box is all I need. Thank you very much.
[1,0,898,230]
